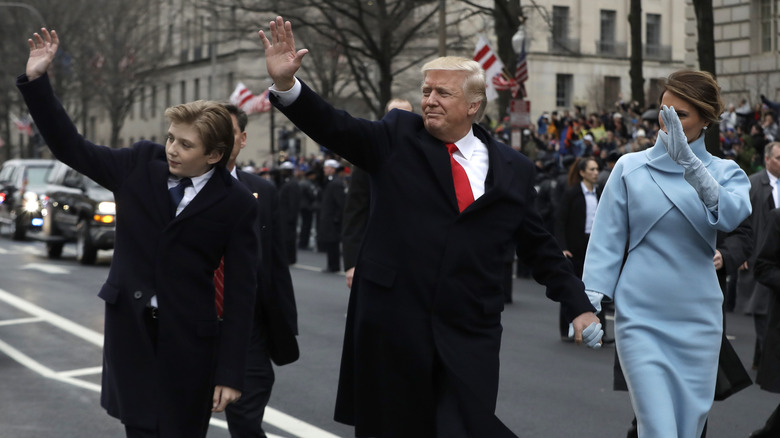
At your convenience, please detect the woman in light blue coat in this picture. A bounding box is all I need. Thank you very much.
[583,70,752,438]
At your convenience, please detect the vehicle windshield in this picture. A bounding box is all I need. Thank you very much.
[26,166,51,185]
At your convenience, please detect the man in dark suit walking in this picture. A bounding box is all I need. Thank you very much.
[737,142,780,368]
[20,29,257,438]
[259,17,602,438]
[221,104,299,438]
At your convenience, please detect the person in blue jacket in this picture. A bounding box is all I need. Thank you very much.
[582,70,752,438]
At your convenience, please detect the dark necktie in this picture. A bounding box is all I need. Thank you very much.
[169,177,192,217]
[446,143,474,212]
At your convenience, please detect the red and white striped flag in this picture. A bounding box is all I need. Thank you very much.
[473,36,505,101]
[12,115,33,137]
[230,82,271,115]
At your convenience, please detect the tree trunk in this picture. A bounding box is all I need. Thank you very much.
[693,0,720,155]
[629,0,645,109]
[493,0,521,123]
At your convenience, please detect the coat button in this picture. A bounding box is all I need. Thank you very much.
[133,291,143,300]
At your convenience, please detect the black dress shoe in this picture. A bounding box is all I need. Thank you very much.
[602,337,615,344]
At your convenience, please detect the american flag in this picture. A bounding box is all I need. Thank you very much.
[12,115,33,137]
[514,40,529,99]
[229,82,271,115]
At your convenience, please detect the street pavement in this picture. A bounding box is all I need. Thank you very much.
[0,237,776,437]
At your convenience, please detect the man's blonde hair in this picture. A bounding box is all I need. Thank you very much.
[421,56,487,122]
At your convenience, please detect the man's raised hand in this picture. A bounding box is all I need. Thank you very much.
[27,28,59,81]
[258,16,308,91]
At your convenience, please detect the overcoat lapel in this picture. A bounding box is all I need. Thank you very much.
[414,124,515,215]
[416,129,460,212]
[175,168,231,222]
[149,160,174,224]
[466,127,514,212]
[645,136,715,250]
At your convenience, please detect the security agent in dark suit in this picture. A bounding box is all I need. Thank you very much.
[554,157,610,341]
[259,17,602,438]
[19,30,258,438]
[221,104,299,438]
[752,208,780,437]
[737,142,780,368]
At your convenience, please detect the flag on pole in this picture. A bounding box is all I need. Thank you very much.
[473,36,505,101]
[230,82,272,115]
[12,115,33,137]
[514,40,529,99]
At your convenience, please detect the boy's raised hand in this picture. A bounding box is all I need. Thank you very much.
[27,28,59,81]
[258,16,308,91]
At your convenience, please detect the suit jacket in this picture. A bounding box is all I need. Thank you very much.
[18,73,259,435]
[737,170,776,314]
[715,218,753,294]
[236,170,299,365]
[755,208,780,393]
[318,174,347,242]
[555,183,599,276]
[342,166,370,271]
[272,81,593,437]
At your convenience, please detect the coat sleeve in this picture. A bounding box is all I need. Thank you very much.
[16,73,135,191]
[513,167,595,321]
[582,159,630,299]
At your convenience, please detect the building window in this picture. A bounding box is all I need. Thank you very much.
[551,6,571,53]
[194,78,200,101]
[180,80,186,104]
[165,83,171,109]
[599,10,617,54]
[646,14,661,55]
[604,76,621,111]
[556,74,573,108]
[758,0,777,53]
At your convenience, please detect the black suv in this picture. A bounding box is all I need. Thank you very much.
[0,158,55,240]
[41,161,116,264]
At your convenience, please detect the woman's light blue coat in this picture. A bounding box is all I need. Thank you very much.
[583,135,751,438]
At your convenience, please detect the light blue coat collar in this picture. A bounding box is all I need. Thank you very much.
[645,134,710,173]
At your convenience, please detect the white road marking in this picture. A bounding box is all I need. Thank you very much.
[291,263,345,276]
[0,316,44,327]
[57,366,103,378]
[0,337,101,392]
[0,289,103,347]
[0,288,341,437]
[19,263,71,275]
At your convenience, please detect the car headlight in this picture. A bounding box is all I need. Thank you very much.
[23,192,41,212]
[97,201,116,215]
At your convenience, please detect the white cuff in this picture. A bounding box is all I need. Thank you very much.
[269,77,302,106]
[585,290,604,313]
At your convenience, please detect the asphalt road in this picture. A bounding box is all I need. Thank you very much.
[0,238,776,437]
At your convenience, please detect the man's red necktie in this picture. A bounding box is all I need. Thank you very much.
[446,143,474,212]
[213,257,225,318]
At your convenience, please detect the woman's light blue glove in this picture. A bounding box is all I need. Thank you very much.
[582,322,603,349]
[659,105,719,211]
